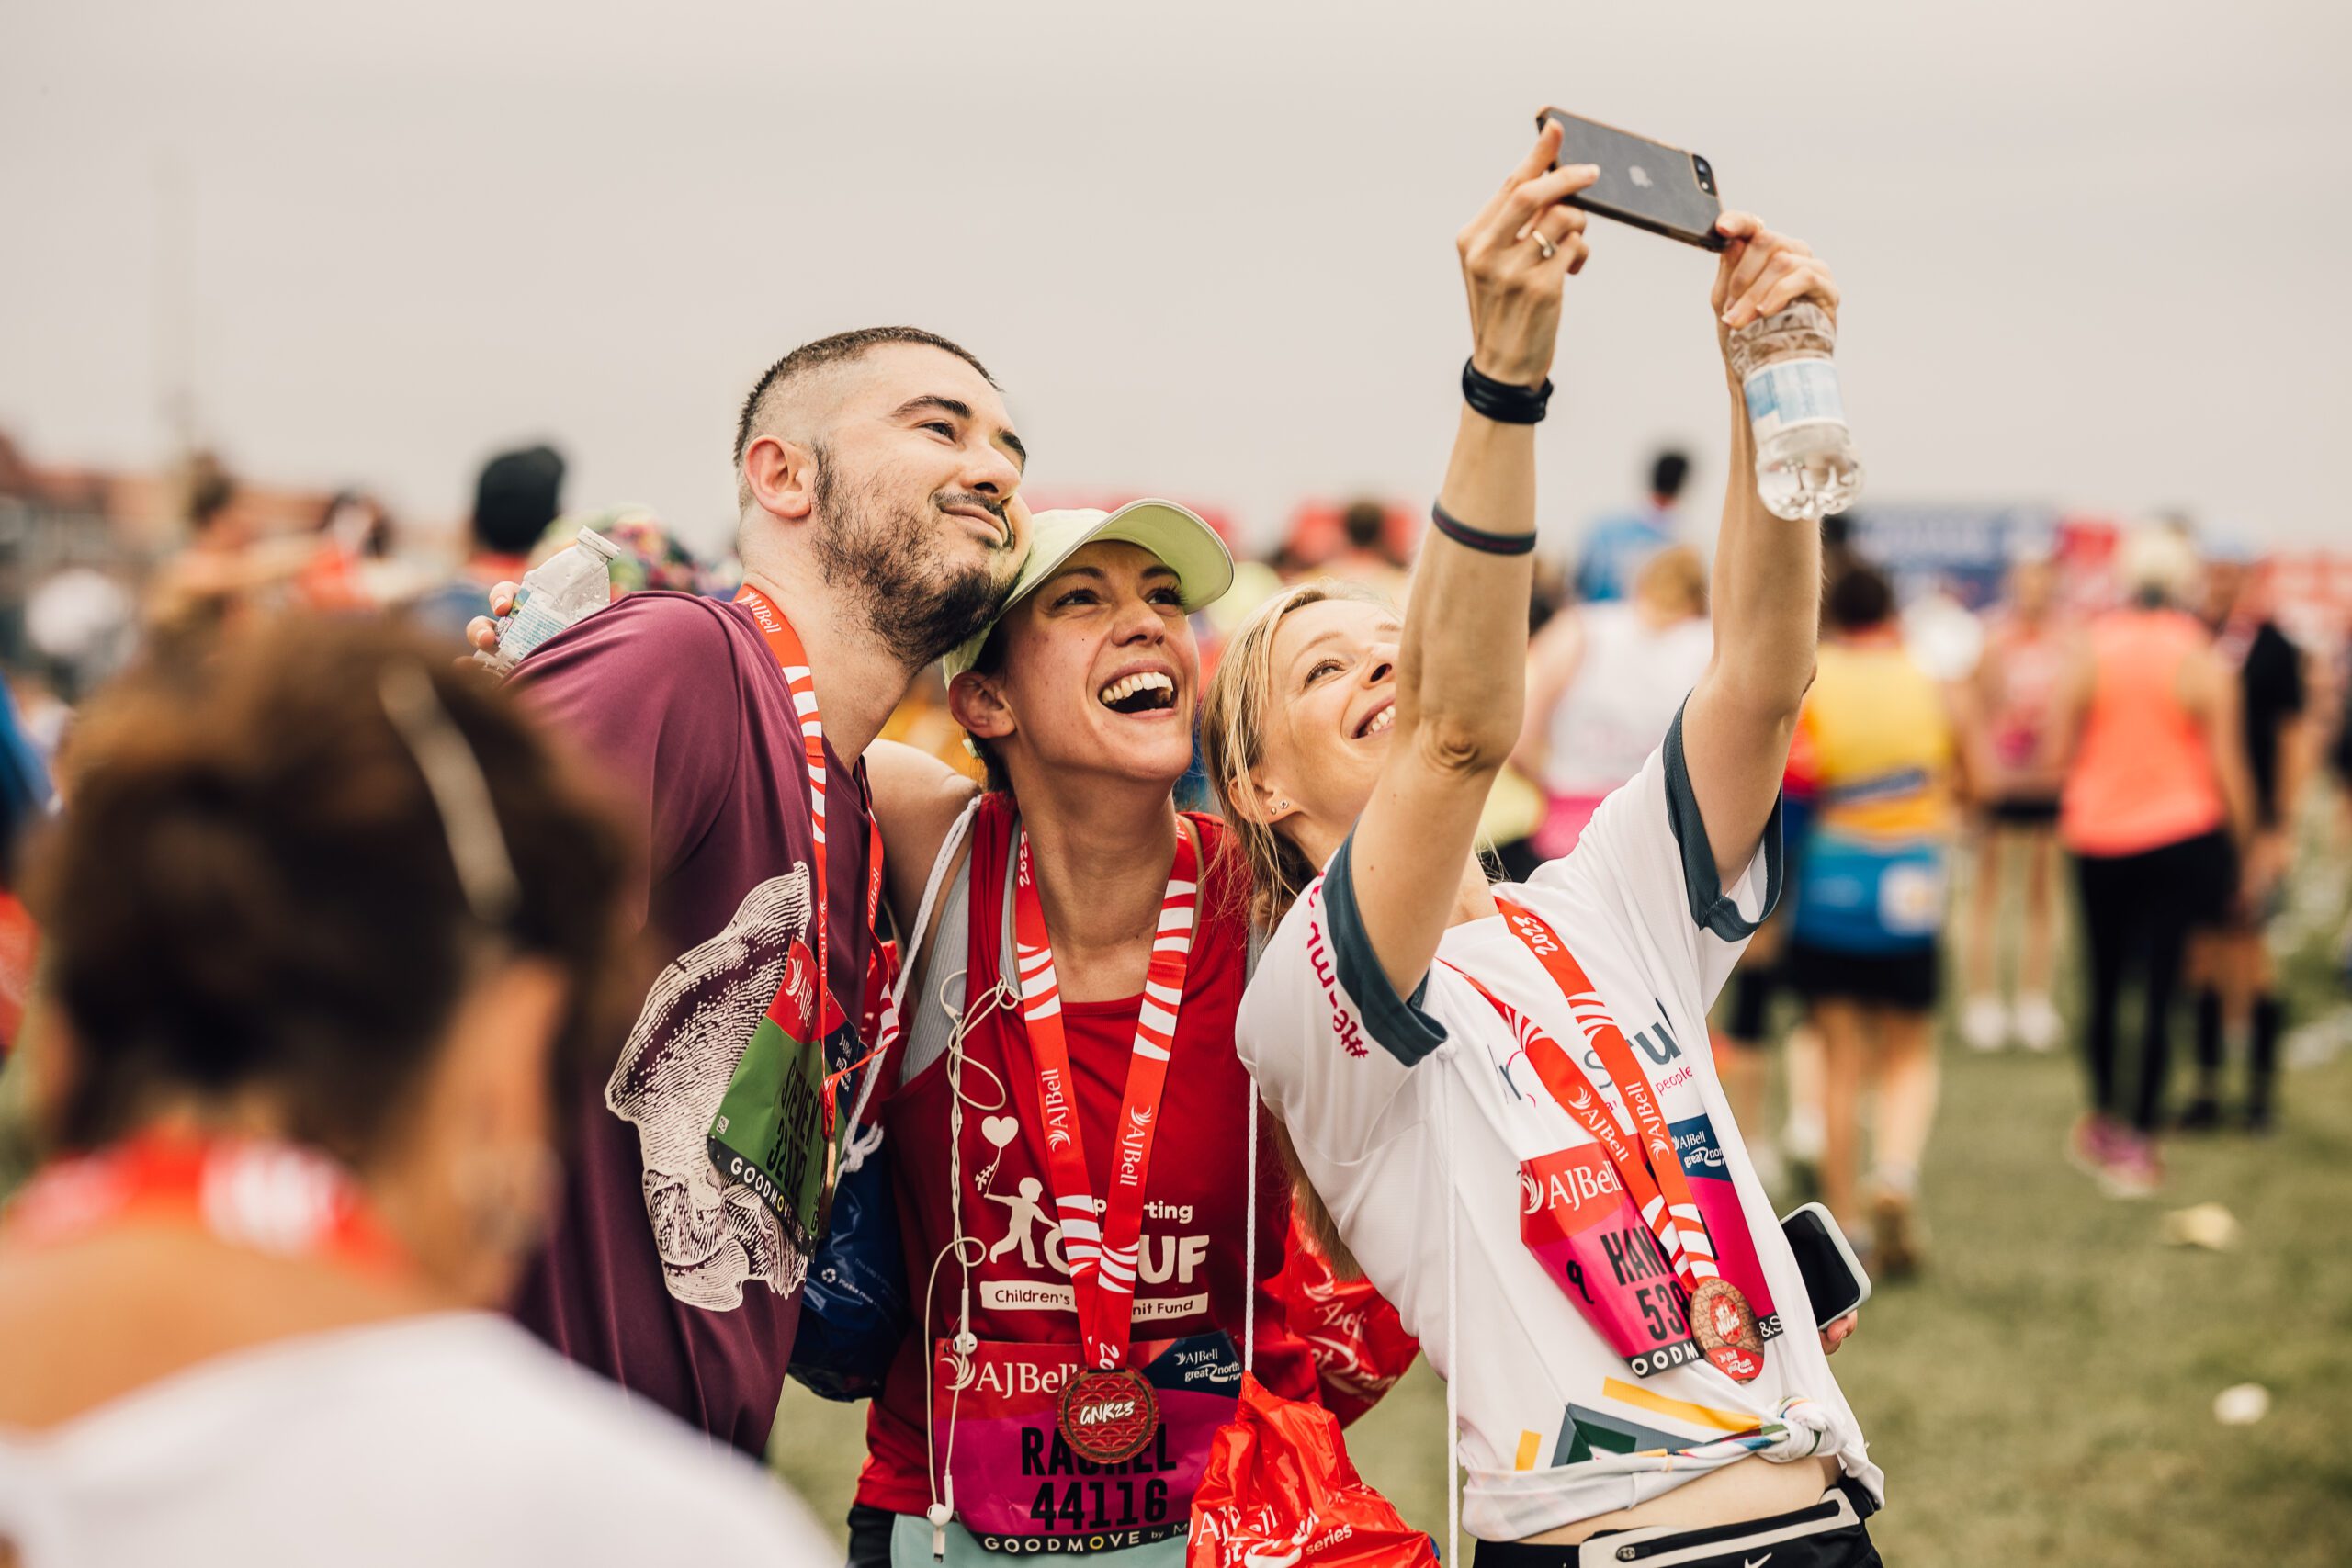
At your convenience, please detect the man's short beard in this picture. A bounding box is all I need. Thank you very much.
[808,444,1013,669]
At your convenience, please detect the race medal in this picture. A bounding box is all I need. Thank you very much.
[1057,1366,1159,1465]
[1689,1278,1766,1382]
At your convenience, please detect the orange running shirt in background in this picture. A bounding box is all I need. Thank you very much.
[2060,608,2225,857]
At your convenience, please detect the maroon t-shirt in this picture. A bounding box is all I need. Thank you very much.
[506,592,876,1458]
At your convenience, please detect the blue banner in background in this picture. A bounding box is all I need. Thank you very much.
[1842,504,2059,610]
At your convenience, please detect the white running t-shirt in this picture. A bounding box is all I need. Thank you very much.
[1238,710,1883,1543]
[0,1313,836,1566]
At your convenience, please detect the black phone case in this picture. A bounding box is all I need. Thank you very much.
[1538,108,1725,252]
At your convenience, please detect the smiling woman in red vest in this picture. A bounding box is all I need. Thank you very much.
[848,500,1320,1567]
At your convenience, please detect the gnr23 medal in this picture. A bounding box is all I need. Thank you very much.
[1057,1366,1159,1465]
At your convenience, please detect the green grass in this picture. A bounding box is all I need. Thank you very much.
[772,836,2352,1565]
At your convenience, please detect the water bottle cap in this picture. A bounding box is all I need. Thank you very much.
[575,526,622,561]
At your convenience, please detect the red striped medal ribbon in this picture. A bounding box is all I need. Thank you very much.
[1010,820,1200,1377]
[703,586,896,1245]
[1462,895,1765,1382]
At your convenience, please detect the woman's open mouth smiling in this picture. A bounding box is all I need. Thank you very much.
[1099,671,1178,715]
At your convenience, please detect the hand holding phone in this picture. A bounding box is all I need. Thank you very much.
[1781,1201,1871,1333]
[1535,107,1725,251]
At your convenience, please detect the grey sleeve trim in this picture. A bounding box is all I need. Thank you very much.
[1323,832,1450,1066]
[1661,701,1785,941]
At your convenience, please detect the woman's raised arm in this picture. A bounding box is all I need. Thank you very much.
[1681,216,1843,886]
[1348,126,1597,997]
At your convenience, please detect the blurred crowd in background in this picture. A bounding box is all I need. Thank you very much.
[2,423,2350,1255]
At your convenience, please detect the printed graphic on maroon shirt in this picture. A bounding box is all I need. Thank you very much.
[606,866,818,1309]
[856,799,1317,1519]
[503,592,875,1455]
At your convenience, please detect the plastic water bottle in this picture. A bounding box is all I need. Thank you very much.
[473,526,622,676]
[1726,300,1863,522]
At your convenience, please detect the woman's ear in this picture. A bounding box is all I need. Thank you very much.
[948,671,1016,744]
[1243,771,1297,826]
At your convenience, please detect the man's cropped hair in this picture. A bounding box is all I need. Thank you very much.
[732,327,996,465]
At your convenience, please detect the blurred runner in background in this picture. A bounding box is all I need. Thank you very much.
[1784,565,1963,1275]
[410,445,566,644]
[2052,526,2252,1198]
[1573,446,1690,604]
[1515,544,1712,861]
[1961,551,2074,1053]
[2184,536,2312,1133]
[0,623,834,1563]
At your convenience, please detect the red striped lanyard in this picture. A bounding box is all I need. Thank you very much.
[734,585,895,1129]
[6,1134,413,1278]
[1452,895,1723,1295]
[1011,820,1201,1371]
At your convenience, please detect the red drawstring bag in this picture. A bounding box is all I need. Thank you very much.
[1273,1218,1420,1427]
[1186,1371,1439,1568]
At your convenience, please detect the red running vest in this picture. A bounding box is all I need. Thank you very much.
[856,797,1317,1516]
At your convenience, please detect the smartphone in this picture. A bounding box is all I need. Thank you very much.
[1535,107,1725,252]
[1781,1201,1871,1327]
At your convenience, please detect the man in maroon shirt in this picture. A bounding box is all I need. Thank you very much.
[481,327,1032,1456]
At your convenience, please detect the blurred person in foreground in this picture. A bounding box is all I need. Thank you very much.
[408,445,567,644]
[1960,551,2075,1053]
[465,328,1030,1457]
[2183,535,2312,1132]
[1783,565,1963,1276]
[0,622,832,1563]
[1573,445,1690,604]
[1514,543,1713,861]
[2050,525,2252,1197]
[1207,130,1879,1562]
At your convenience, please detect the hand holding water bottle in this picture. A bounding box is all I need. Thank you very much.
[1709,213,1860,521]
[466,525,620,675]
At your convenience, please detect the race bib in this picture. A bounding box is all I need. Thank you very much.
[929,1333,1240,1552]
[1519,1122,1782,1380]
[707,1012,859,1258]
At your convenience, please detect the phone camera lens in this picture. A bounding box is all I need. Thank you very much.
[1692,155,1715,193]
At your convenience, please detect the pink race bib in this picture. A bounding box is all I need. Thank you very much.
[929,1332,1239,1553]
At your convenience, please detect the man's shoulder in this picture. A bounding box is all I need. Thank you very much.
[512,593,768,714]
[543,592,755,666]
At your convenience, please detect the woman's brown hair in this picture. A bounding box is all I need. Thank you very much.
[26,617,641,1167]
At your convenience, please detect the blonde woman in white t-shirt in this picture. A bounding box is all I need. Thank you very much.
[1200,129,1881,1568]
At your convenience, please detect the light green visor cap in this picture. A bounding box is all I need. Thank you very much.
[942,499,1235,681]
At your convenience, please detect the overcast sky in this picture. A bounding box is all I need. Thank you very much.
[4,1,2346,556]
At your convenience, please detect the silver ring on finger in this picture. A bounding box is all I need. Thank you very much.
[1530,230,1558,261]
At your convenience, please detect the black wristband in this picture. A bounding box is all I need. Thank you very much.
[1430,501,1536,556]
[1461,358,1553,424]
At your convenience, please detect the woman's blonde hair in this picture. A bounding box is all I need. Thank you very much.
[1199,578,1388,1281]
[1199,579,1390,932]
